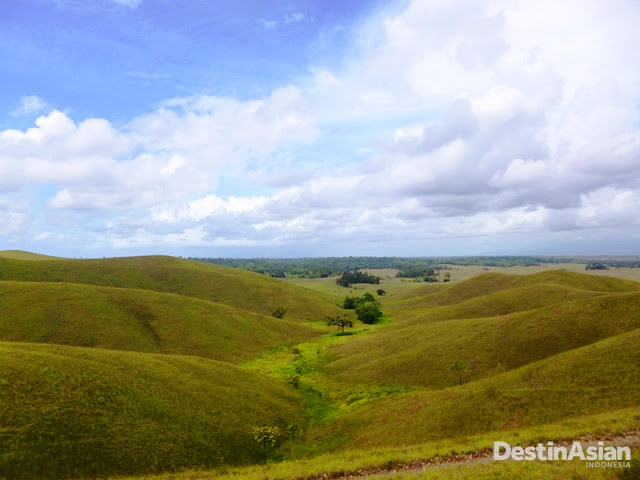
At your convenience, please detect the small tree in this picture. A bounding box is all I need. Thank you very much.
[326,314,354,333]
[252,425,281,456]
[343,296,357,309]
[286,423,300,441]
[452,361,468,385]
[443,271,451,282]
[356,302,382,324]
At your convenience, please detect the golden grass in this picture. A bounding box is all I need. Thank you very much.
[0,342,305,479]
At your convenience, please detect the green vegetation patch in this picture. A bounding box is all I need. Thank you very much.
[314,327,640,450]
[329,290,640,388]
[0,256,342,321]
[0,280,319,363]
[0,342,304,479]
[0,250,64,261]
[112,406,640,480]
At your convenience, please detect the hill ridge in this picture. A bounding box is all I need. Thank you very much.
[0,279,320,363]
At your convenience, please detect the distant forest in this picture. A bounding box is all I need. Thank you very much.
[190,256,640,278]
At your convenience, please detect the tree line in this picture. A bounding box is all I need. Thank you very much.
[189,256,640,278]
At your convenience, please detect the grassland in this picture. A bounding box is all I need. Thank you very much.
[0,249,64,261]
[1,255,639,479]
[0,280,319,363]
[114,407,640,479]
[327,272,640,388]
[314,327,640,450]
[0,342,304,479]
[0,255,343,321]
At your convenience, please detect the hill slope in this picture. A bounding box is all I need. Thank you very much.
[328,271,640,388]
[0,342,304,479]
[392,270,640,309]
[0,280,318,363]
[0,255,341,321]
[315,327,640,450]
[0,250,63,261]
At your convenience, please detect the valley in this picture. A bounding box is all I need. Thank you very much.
[0,252,638,479]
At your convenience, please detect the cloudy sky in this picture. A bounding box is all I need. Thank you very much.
[1,0,640,258]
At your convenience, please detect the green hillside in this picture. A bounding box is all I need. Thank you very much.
[2,260,638,480]
[386,283,604,324]
[329,289,640,388]
[0,281,318,363]
[0,255,341,321]
[313,327,640,450]
[0,250,64,261]
[0,342,304,479]
[393,270,640,308]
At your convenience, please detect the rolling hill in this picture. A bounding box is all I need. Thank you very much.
[313,326,640,450]
[0,280,319,363]
[327,271,640,388]
[0,255,342,321]
[2,258,639,480]
[0,250,64,261]
[391,269,640,309]
[0,342,304,479]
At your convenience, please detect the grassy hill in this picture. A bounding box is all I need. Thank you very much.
[326,270,640,388]
[330,295,640,388]
[0,250,64,261]
[313,327,640,451]
[386,283,604,324]
[0,255,342,321]
[2,260,639,479]
[0,280,319,363]
[391,269,640,309]
[0,342,304,479]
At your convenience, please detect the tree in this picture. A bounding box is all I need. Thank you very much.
[252,425,281,456]
[326,314,353,333]
[443,271,451,282]
[356,302,382,324]
[286,423,300,441]
[361,292,376,303]
[336,270,380,287]
[452,361,468,385]
[343,296,357,309]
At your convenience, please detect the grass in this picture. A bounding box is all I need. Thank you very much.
[0,255,342,321]
[0,342,305,479]
[391,270,640,308]
[0,250,64,261]
[2,257,640,479]
[328,290,640,388]
[0,280,320,363]
[311,327,640,451]
[112,407,640,479]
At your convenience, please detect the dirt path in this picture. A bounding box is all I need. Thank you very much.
[306,429,640,479]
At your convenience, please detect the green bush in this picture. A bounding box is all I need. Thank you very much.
[356,303,382,324]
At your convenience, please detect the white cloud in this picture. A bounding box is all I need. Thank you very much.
[10,95,47,117]
[112,0,141,7]
[3,0,640,254]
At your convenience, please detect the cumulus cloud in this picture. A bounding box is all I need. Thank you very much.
[2,0,640,254]
[112,0,141,7]
[10,95,47,117]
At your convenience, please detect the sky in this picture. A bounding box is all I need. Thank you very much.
[1,0,640,258]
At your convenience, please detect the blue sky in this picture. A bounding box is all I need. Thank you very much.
[1,0,640,258]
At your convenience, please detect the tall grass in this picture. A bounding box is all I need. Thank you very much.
[0,342,304,479]
[0,280,319,363]
[0,256,342,321]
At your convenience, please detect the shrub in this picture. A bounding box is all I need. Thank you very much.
[356,303,382,324]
